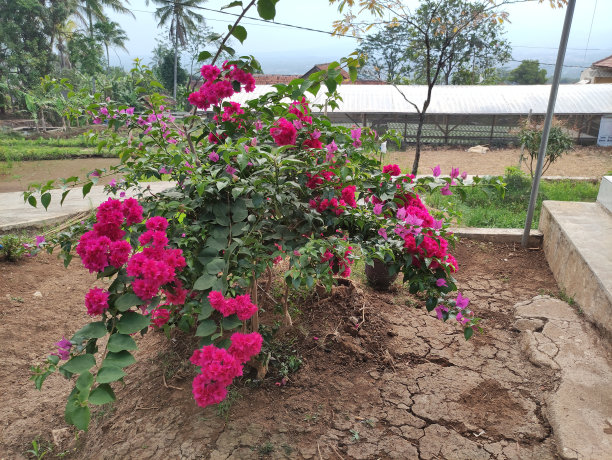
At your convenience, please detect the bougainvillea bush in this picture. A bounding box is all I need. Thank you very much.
[29,40,504,431]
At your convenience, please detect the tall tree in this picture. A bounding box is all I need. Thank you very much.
[333,0,513,175]
[74,0,133,90]
[509,59,548,84]
[149,0,206,100]
[94,20,129,68]
[0,0,54,89]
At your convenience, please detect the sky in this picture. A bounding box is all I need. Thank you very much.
[107,0,612,79]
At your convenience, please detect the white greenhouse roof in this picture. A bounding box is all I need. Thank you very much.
[226,83,612,116]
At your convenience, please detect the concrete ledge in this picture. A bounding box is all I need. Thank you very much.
[449,227,543,247]
[597,175,612,214]
[539,200,612,339]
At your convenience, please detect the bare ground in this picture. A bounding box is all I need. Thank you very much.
[0,241,564,459]
[0,145,610,194]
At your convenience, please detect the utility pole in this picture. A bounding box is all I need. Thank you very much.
[521,0,576,247]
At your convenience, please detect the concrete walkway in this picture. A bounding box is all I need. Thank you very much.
[0,182,173,232]
[515,296,612,460]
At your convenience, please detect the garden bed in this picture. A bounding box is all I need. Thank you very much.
[0,240,563,459]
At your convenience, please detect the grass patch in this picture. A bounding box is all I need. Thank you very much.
[0,134,115,161]
[425,168,599,228]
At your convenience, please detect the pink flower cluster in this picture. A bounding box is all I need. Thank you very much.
[321,246,353,277]
[309,186,357,216]
[191,331,262,408]
[270,117,297,146]
[53,337,72,361]
[188,62,255,110]
[76,198,142,273]
[126,217,186,301]
[208,291,258,321]
[288,97,313,125]
[85,287,110,316]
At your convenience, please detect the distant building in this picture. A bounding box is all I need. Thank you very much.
[580,54,612,84]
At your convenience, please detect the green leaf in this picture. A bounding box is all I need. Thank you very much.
[464,327,474,340]
[194,273,217,291]
[324,77,337,93]
[96,366,125,384]
[28,195,37,207]
[229,25,247,44]
[114,293,143,312]
[89,384,116,405]
[206,258,226,275]
[60,354,96,374]
[116,311,150,334]
[41,193,51,210]
[107,334,138,352]
[72,321,107,340]
[257,0,277,20]
[103,351,135,368]
[199,301,213,320]
[221,0,242,9]
[65,399,90,431]
[60,190,70,206]
[82,182,93,197]
[222,315,242,330]
[197,50,212,62]
[195,319,217,337]
[75,371,94,393]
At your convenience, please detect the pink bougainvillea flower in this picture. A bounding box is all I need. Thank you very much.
[378,228,388,240]
[228,332,263,363]
[35,235,45,247]
[53,336,72,360]
[383,164,401,176]
[450,167,460,179]
[151,308,171,328]
[270,118,297,146]
[85,287,109,316]
[109,179,117,187]
[254,120,263,131]
[396,207,407,220]
[456,292,470,310]
[208,151,219,162]
[350,127,361,140]
[373,203,383,215]
[326,140,338,155]
[440,184,452,196]
[225,165,237,175]
[434,304,449,320]
[461,171,468,180]
[431,219,444,230]
[431,165,441,177]
[436,278,448,287]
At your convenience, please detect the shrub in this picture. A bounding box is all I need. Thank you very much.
[518,120,573,178]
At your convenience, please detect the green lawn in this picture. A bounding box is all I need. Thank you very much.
[425,169,600,228]
[0,134,114,161]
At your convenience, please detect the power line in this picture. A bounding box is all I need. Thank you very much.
[148,0,359,39]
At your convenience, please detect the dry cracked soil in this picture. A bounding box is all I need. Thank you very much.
[1,240,567,459]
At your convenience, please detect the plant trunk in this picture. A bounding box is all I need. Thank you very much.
[106,44,110,70]
[411,112,425,175]
[173,33,178,100]
[87,8,96,93]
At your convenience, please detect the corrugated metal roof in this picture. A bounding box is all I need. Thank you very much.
[226,83,612,115]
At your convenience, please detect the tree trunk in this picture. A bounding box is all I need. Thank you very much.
[106,44,110,69]
[173,32,178,100]
[411,111,425,176]
[87,8,96,93]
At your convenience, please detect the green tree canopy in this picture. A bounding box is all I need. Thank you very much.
[509,60,548,85]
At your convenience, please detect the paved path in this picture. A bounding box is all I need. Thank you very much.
[0,182,174,232]
[515,296,612,460]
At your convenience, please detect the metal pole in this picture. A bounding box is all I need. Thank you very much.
[521,0,576,247]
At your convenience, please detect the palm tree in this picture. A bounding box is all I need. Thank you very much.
[74,0,134,91]
[149,0,206,99]
[94,20,128,69]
